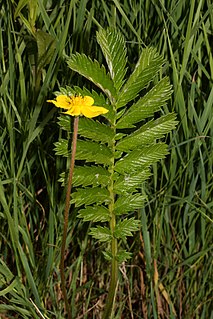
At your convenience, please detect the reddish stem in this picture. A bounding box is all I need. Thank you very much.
[60,116,79,319]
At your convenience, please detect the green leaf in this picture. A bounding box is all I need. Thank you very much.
[76,140,113,165]
[89,226,112,242]
[67,53,117,102]
[72,166,110,188]
[114,218,140,239]
[115,143,169,174]
[78,117,114,144]
[116,250,132,263]
[116,47,164,108]
[14,0,29,18]
[116,113,177,151]
[102,249,132,263]
[116,108,127,121]
[114,169,151,194]
[96,27,127,92]
[114,194,146,214]
[102,250,113,261]
[54,139,69,157]
[57,115,72,132]
[116,77,172,128]
[36,30,56,70]
[71,187,110,207]
[78,206,110,222]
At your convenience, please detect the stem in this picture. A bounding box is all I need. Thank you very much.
[60,116,79,319]
[103,124,118,319]
[102,234,118,319]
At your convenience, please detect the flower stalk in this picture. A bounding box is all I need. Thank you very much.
[60,116,79,319]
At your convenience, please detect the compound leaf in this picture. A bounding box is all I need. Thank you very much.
[54,28,177,262]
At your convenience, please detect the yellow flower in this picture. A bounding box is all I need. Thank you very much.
[47,95,108,118]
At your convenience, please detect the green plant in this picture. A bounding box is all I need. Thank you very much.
[52,27,177,318]
[1,1,212,318]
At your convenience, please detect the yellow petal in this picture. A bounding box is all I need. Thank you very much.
[47,94,108,118]
[83,96,94,106]
[81,106,109,118]
[64,105,81,116]
[47,95,72,109]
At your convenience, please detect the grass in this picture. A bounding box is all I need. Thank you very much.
[0,0,212,318]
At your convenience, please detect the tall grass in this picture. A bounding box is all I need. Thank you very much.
[0,0,212,318]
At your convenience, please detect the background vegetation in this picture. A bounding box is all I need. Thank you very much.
[0,0,212,318]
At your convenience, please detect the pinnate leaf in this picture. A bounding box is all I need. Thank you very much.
[53,29,177,259]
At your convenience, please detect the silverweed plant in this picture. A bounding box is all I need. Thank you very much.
[48,27,177,319]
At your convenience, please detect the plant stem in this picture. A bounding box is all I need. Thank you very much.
[60,116,79,319]
[103,125,118,319]
[103,235,118,319]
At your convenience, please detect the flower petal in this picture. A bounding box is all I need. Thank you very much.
[81,105,109,118]
[47,94,108,118]
[64,105,81,116]
[83,96,94,106]
[47,95,72,109]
